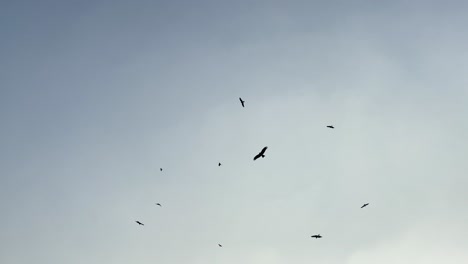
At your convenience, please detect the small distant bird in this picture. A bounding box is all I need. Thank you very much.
[326,125,334,129]
[156,203,162,207]
[218,162,221,166]
[136,221,144,226]
[160,168,163,171]
[253,146,268,161]
[361,203,369,208]
[218,244,223,247]
[311,234,322,239]
[239,97,245,107]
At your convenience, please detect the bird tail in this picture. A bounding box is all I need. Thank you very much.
[261,155,265,158]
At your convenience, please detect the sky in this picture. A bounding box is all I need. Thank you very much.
[1,0,468,263]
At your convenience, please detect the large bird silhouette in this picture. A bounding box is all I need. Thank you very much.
[326,125,334,129]
[239,97,245,107]
[135,221,144,226]
[311,234,322,239]
[361,203,369,208]
[218,162,221,166]
[156,203,162,207]
[218,244,223,247]
[160,168,163,171]
[253,146,268,161]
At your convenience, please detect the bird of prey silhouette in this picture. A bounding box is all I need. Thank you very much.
[311,234,322,239]
[136,221,144,226]
[361,203,369,208]
[156,203,162,207]
[326,125,334,129]
[160,168,163,171]
[239,97,245,107]
[218,244,223,247]
[253,146,268,161]
[218,162,221,166]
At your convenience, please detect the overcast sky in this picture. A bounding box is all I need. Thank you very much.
[1,1,468,263]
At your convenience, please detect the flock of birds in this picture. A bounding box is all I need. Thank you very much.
[135,97,370,246]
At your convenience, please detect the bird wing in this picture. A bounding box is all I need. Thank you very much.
[260,146,268,154]
[253,153,261,160]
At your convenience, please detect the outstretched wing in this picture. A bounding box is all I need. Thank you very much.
[253,153,261,160]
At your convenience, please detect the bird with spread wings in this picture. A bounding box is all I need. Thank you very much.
[253,146,268,161]
[239,97,245,107]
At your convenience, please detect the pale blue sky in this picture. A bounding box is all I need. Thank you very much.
[1,1,468,263]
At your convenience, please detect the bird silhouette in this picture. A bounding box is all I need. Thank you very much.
[218,162,221,166]
[135,221,144,226]
[218,244,223,247]
[326,125,334,129]
[253,146,268,161]
[156,203,162,207]
[160,168,163,171]
[311,234,322,239]
[361,203,369,208]
[239,97,245,107]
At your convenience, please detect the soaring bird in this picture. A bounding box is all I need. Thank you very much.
[239,97,245,107]
[218,244,223,247]
[361,203,369,208]
[160,168,163,171]
[311,234,322,239]
[253,146,268,161]
[218,162,221,166]
[326,125,334,129]
[156,203,162,207]
[136,221,144,226]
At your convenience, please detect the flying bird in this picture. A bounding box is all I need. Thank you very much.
[156,203,162,207]
[239,97,245,107]
[253,146,268,161]
[160,168,163,171]
[361,203,369,208]
[326,125,334,129]
[218,162,221,166]
[311,234,322,239]
[135,221,144,226]
[218,244,223,247]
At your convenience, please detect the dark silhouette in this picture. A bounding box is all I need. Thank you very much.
[239,97,245,107]
[218,244,223,247]
[136,221,144,226]
[156,203,162,207]
[311,234,322,239]
[253,146,268,161]
[361,203,369,208]
[160,168,163,171]
[326,125,334,129]
[218,162,221,166]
